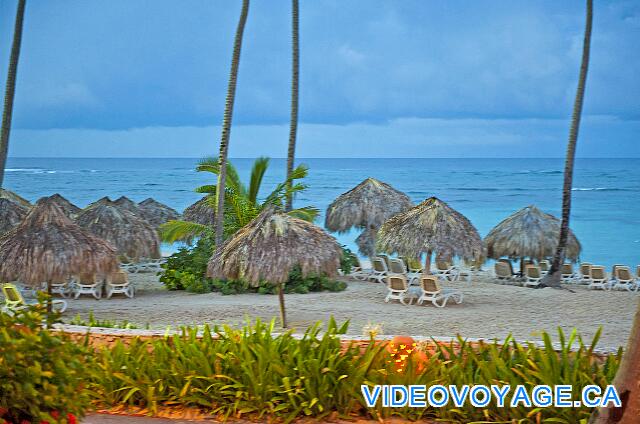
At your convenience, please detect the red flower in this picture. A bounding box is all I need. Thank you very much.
[50,412,59,420]
[0,408,7,417]
[66,414,76,424]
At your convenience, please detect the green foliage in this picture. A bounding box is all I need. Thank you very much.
[68,311,146,330]
[339,245,357,275]
[159,234,215,290]
[257,267,347,295]
[85,322,619,423]
[0,305,90,423]
[159,157,319,243]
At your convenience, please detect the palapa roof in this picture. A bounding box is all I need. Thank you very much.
[183,196,216,226]
[139,198,181,227]
[377,197,483,262]
[0,197,118,285]
[325,178,413,233]
[39,193,81,219]
[86,196,112,209]
[0,188,31,208]
[484,205,581,261]
[355,227,377,257]
[207,207,342,285]
[113,196,141,215]
[75,200,161,260]
[0,198,28,235]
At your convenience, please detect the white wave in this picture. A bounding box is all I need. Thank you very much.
[5,168,45,172]
[572,187,607,191]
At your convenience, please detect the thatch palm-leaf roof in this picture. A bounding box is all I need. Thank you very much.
[114,196,141,215]
[208,207,342,285]
[377,197,483,262]
[355,227,377,257]
[484,205,581,261]
[86,196,112,209]
[0,188,31,208]
[0,198,28,235]
[183,196,216,226]
[40,194,81,219]
[75,200,160,260]
[325,178,412,233]
[139,198,181,227]
[0,197,118,286]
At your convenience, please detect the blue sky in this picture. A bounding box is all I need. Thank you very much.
[1,0,638,158]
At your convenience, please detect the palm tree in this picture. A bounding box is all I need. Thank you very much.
[544,0,592,288]
[285,0,299,213]
[160,157,318,243]
[215,0,250,246]
[0,0,27,188]
[281,0,300,327]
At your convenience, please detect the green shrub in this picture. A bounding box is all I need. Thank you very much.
[159,234,214,290]
[0,305,91,423]
[68,311,147,330]
[85,320,619,423]
[339,245,357,275]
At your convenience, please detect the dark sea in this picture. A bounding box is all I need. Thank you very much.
[4,157,639,268]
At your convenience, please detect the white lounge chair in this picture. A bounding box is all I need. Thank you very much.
[539,260,550,276]
[1,283,67,314]
[384,275,413,305]
[388,258,420,286]
[416,276,463,308]
[72,273,103,299]
[434,260,458,282]
[578,263,592,285]
[561,263,577,283]
[348,256,373,281]
[370,257,389,284]
[588,266,610,290]
[50,279,72,298]
[106,271,134,299]
[494,261,517,283]
[524,265,542,287]
[612,266,638,292]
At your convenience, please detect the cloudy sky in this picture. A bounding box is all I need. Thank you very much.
[1,0,638,158]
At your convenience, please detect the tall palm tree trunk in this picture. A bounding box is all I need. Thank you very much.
[0,0,27,188]
[545,0,592,288]
[279,0,300,328]
[284,0,299,213]
[214,0,250,245]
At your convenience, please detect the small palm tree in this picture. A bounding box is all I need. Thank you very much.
[545,0,592,287]
[0,0,27,188]
[215,0,250,246]
[160,157,318,243]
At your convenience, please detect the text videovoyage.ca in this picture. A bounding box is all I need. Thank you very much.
[361,384,622,409]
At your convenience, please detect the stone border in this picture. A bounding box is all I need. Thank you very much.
[53,324,619,357]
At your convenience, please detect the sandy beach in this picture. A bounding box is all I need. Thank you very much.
[63,272,639,351]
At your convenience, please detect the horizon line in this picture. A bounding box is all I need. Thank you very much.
[6,156,640,160]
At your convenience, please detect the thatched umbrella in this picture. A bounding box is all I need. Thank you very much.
[208,207,342,327]
[114,196,141,215]
[484,205,581,268]
[377,197,483,273]
[75,200,160,260]
[86,196,112,209]
[40,194,81,219]
[0,188,31,208]
[355,227,377,257]
[183,196,215,226]
[325,178,412,257]
[139,198,180,227]
[0,197,117,313]
[0,198,28,235]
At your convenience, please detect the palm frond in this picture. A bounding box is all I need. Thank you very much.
[287,206,320,222]
[196,157,245,197]
[159,220,208,243]
[248,156,270,205]
[195,184,217,194]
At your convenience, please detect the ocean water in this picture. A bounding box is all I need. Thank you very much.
[4,157,640,268]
